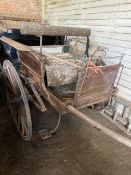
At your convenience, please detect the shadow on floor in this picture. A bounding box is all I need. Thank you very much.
[0,102,131,175]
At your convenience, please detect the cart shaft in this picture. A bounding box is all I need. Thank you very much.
[67,105,131,149]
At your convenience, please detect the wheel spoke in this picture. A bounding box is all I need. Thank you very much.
[20,107,28,136]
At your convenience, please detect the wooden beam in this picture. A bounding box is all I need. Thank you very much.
[20,22,91,37]
[0,36,31,51]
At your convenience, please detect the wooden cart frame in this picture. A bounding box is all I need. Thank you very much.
[0,24,122,144]
[2,37,119,140]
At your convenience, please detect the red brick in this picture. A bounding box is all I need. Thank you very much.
[0,0,42,20]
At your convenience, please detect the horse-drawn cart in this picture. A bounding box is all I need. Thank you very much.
[0,23,120,142]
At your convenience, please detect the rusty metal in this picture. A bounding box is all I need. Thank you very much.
[20,23,91,37]
[39,114,61,140]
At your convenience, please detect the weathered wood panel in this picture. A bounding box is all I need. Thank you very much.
[74,64,119,108]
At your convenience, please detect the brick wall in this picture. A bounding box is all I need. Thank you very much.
[0,0,42,21]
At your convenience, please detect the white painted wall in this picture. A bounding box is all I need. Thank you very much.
[44,0,131,102]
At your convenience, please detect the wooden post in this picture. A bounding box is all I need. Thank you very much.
[40,36,43,56]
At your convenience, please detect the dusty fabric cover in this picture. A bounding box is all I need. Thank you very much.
[46,63,78,87]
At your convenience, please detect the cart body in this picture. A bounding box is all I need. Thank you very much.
[0,24,120,140]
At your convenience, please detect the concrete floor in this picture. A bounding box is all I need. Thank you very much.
[0,102,131,175]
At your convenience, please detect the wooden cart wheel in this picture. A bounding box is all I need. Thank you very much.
[3,60,32,141]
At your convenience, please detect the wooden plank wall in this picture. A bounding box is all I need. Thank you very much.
[44,0,131,102]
